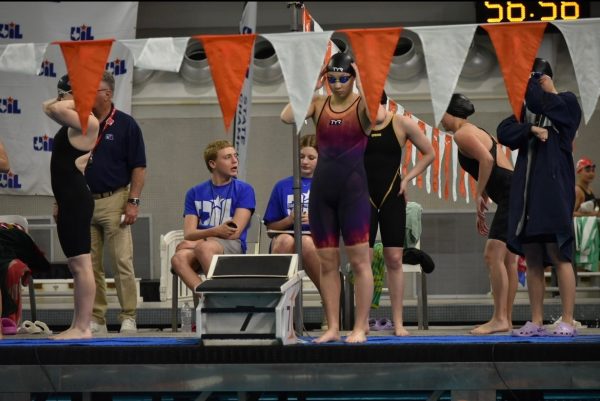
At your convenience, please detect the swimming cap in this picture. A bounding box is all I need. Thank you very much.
[446,93,475,119]
[57,74,71,94]
[532,58,553,78]
[576,157,595,173]
[326,52,355,76]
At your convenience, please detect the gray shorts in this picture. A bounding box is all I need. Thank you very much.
[211,238,243,254]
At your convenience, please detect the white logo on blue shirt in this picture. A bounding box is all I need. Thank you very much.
[196,196,232,226]
[286,190,310,215]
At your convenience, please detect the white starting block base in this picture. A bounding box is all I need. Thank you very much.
[195,254,303,345]
[197,280,301,345]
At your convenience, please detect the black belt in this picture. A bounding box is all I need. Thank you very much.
[91,187,125,200]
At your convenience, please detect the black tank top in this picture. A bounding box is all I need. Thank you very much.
[50,126,89,193]
[457,129,511,203]
[364,116,402,206]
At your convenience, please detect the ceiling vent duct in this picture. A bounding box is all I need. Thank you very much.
[179,40,212,85]
[252,37,283,85]
[132,67,155,86]
[388,37,424,81]
[460,42,495,80]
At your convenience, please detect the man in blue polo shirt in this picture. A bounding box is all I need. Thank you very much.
[85,71,146,334]
[171,140,256,292]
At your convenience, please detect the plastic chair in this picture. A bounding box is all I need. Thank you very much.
[0,215,37,322]
[342,202,429,331]
[342,239,429,331]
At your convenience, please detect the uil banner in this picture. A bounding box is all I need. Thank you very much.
[0,2,137,196]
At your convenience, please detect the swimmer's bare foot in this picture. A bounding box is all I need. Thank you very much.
[345,329,367,343]
[313,329,341,343]
[51,327,92,340]
[470,319,510,335]
[394,325,410,336]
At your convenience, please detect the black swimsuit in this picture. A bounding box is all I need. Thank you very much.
[364,116,406,248]
[458,130,512,242]
[577,185,597,209]
[50,126,94,257]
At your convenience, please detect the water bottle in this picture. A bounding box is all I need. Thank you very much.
[181,301,192,333]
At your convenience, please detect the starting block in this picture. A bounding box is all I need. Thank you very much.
[195,254,303,345]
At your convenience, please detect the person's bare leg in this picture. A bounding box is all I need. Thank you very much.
[345,242,373,343]
[546,243,576,326]
[383,247,409,336]
[313,247,341,343]
[471,239,511,334]
[194,239,224,277]
[301,236,322,293]
[522,243,545,326]
[272,234,322,293]
[505,251,518,329]
[53,254,94,339]
[271,234,294,255]
[171,248,204,292]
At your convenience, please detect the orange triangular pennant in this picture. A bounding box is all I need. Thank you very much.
[195,34,256,133]
[55,39,114,135]
[443,135,452,201]
[482,22,547,121]
[388,99,398,114]
[340,27,402,126]
[432,128,440,195]
[302,6,314,32]
[417,120,426,189]
[403,140,412,178]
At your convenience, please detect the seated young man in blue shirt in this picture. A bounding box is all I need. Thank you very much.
[171,140,256,292]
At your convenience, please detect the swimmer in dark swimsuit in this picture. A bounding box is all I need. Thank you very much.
[43,74,99,339]
[364,91,434,336]
[281,53,385,344]
[442,93,518,335]
[574,158,599,217]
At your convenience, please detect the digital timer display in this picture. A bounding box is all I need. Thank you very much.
[476,1,590,23]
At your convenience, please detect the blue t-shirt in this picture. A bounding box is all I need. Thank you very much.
[183,178,256,253]
[263,176,312,231]
[85,105,146,193]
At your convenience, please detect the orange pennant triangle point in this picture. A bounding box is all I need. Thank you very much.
[55,39,115,135]
[482,23,547,121]
[340,27,402,126]
[194,34,256,133]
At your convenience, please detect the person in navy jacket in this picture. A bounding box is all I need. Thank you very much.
[497,58,581,337]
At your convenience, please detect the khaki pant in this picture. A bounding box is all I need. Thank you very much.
[90,188,137,324]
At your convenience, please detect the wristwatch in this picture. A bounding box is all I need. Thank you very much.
[127,198,141,206]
